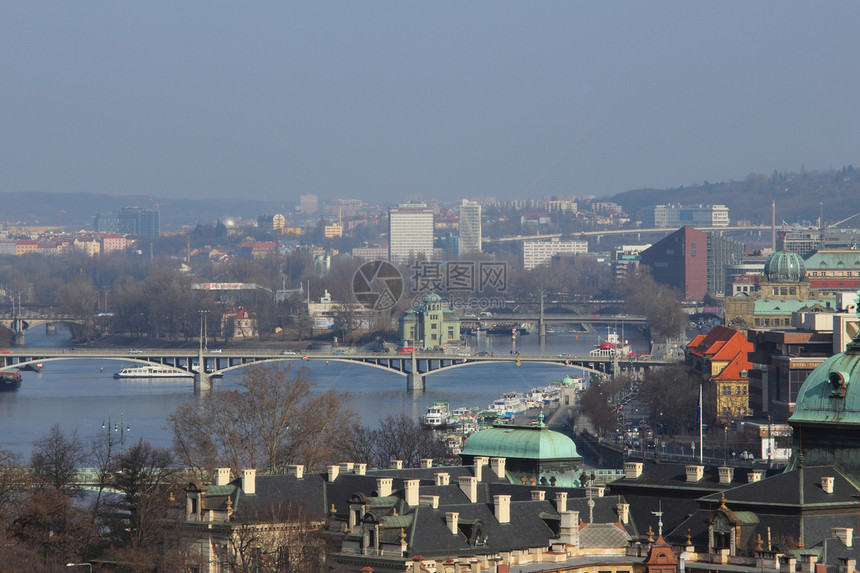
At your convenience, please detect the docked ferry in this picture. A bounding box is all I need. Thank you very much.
[423,401,450,427]
[114,365,193,379]
[0,371,22,391]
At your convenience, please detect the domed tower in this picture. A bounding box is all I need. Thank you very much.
[788,291,860,475]
[764,251,807,284]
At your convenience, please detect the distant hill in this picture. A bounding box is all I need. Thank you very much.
[608,166,860,227]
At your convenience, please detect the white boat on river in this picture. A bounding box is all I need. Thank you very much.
[114,365,193,379]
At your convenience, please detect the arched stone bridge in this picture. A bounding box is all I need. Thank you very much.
[0,348,677,392]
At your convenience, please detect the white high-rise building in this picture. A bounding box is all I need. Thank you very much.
[388,202,434,263]
[523,238,588,270]
[458,199,482,255]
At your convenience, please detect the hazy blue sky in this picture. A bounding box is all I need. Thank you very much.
[2,2,860,204]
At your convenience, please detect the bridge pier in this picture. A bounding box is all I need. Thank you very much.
[406,371,424,392]
[194,372,211,393]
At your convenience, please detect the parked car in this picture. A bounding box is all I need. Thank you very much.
[128,348,142,354]
[398,347,414,354]
[281,350,298,355]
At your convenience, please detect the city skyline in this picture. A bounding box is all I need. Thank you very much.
[2,3,860,204]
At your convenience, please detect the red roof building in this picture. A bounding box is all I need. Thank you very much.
[686,326,753,423]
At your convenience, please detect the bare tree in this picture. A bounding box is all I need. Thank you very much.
[169,363,357,477]
[30,424,87,494]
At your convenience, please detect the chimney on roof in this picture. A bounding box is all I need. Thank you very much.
[586,485,605,498]
[624,462,643,479]
[493,495,511,524]
[446,511,459,535]
[834,528,853,547]
[377,478,393,497]
[555,491,568,513]
[242,469,256,495]
[419,495,439,508]
[531,490,545,501]
[458,476,477,503]
[718,467,734,484]
[490,457,507,479]
[327,465,340,482]
[355,463,367,475]
[474,456,488,481]
[435,472,450,486]
[617,502,630,524]
[559,511,580,547]
[215,468,231,486]
[685,465,704,483]
[390,459,403,470]
[405,479,420,506]
[748,470,764,483]
[339,462,354,474]
[420,458,433,469]
[822,476,835,494]
[287,465,304,479]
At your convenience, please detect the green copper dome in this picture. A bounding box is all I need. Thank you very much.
[764,251,806,283]
[460,425,581,460]
[789,347,860,425]
[791,292,860,426]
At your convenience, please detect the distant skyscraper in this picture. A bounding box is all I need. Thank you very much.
[388,202,434,263]
[299,194,318,215]
[94,207,160,238]
[458,199,482,255]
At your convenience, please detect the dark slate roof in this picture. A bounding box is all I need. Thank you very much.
[609,462,781,495]
[698,466,860,508]
[231,473,328,521]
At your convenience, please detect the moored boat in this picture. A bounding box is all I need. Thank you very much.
[0,371,22,391]
[423,401,450,427]
[114,365,193,379]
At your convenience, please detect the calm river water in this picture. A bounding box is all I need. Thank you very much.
[0,325,648,457]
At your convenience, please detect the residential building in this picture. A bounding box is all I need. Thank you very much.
[221,307,258,339]
[323,223,343,238]
[649,204,729,228]
[73,236,99,257]
[15,240,38,256]
[457,199,482,255]
[100,233,127,254]
[398,292,460,348]
[639,226,708,301]
[523,238,588,270]
[388,202,434,263]
[686,326,754,422]
[352,246,388,261]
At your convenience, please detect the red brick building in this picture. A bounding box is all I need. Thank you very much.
[640,226,708,301]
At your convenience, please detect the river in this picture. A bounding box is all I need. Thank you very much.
[0,324,649,457]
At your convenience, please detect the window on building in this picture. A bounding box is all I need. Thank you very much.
[691,243,696,256]
[790,287,796,295]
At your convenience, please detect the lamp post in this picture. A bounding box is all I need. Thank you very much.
[103,413,131,450]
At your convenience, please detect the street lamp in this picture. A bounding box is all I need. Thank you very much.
[103,413,131,450]
[66,564,92,572]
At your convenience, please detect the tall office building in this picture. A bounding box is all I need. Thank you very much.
[388,202,434,263]
[458,199,482,255]
[94,207,160,238]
